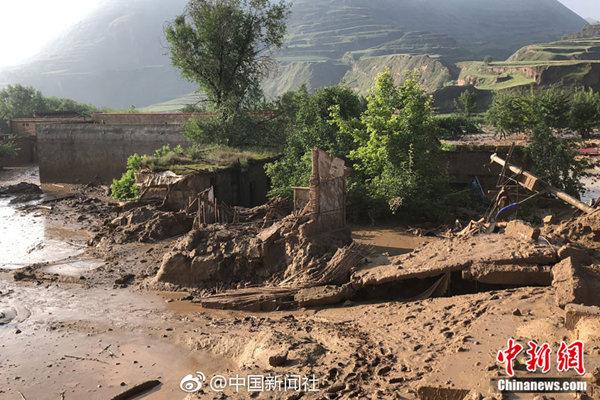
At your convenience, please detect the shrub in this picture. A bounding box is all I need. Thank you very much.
[527,124,587,196]
[0,137,18,158]
[111,154,144,200]
[433,114,480,139]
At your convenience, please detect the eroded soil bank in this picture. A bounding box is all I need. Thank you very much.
[1,166,600,400]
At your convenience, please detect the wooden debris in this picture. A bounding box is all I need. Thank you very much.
[110,380,161,400]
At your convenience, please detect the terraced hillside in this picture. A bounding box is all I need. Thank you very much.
[0,0,587,108]
[282,0,586,61]
[458,32,600,92]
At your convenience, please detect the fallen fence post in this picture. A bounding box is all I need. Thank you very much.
[490,153,595,214]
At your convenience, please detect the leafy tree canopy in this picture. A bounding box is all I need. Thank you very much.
[0,84,98,124]
[265,85,365,198]
[331,70,449,219]
[166,0,291,113]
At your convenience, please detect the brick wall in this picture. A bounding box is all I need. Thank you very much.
[91,113,210,125]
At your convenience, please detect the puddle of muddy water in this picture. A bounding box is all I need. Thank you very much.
[352,226,432,256]
[0,197,104,276]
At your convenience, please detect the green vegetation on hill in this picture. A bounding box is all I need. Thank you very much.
[458,62,535,91]
[342,54,457,95]
[508,37,600,62]
[457,30,600,94]
[111,144,278,200]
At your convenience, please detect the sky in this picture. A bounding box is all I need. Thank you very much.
[0,0,599,68]
[0,0,99,68]
[559,0,600,21]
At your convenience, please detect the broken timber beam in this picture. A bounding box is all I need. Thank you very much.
[490,153,595,214]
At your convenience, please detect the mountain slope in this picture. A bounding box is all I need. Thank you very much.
[0,0,194,109]
[0,0,588,108]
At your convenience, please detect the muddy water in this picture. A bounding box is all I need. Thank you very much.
[352,226,433,257]
[0,198,90,269]
[0,280,232,400]
[0,167,102,274]
[582,166,600,204]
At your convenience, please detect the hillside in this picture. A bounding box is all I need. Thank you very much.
[458,30,600,93]
[0,0,587,108]
[0,0,194,109]
[342,55,458,95]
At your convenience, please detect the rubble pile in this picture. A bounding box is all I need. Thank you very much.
[546,209,600,249]
[152,148,355,294]
[94,205,194,244]
[152,211,352,291]
[0,181,43,203]
[355,233,559,291]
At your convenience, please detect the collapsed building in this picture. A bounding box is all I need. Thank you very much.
[103,147,596,318]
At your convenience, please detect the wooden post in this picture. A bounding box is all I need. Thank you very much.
[490,153,595,214]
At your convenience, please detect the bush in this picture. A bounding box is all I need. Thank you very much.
[111,154,144,200]
[433,114,480,139]
[527,124,587,196]
[265,85,365,198]
[184,109,286,148]
[0,137,18,158]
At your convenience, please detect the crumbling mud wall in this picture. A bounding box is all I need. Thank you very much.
[307,148,347,233]
[91,113,197,125]
[152,148,353,291]
[37,124,188,183]
[137,159,273,210]
[442,145,527,188]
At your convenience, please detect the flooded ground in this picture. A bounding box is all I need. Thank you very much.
[0,280,231,400]
[0,167,102,276]
[582,164,600,204]
[2,165,599,399]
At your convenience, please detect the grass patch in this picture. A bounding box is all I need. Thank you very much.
[141,144,279,175]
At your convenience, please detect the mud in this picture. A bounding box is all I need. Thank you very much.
[3,166,600,399]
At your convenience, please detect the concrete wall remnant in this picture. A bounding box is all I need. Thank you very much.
[37,124,188,184]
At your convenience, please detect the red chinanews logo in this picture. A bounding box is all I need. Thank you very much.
[496,338,585,377]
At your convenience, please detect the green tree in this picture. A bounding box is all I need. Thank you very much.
[165,0,290,113]
[331,70,448,219]
[0,84,98,126]
[265,86,364,197]
[0,85,46,122]
[527,124,586,196]
[528,87,570,130]
[569,88,599,137]
[454,88,476,118]
[486,90,532,136]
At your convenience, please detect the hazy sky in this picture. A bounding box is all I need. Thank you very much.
[0,0,99,68]
[559,0,600,21]
[0,0,599,68]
